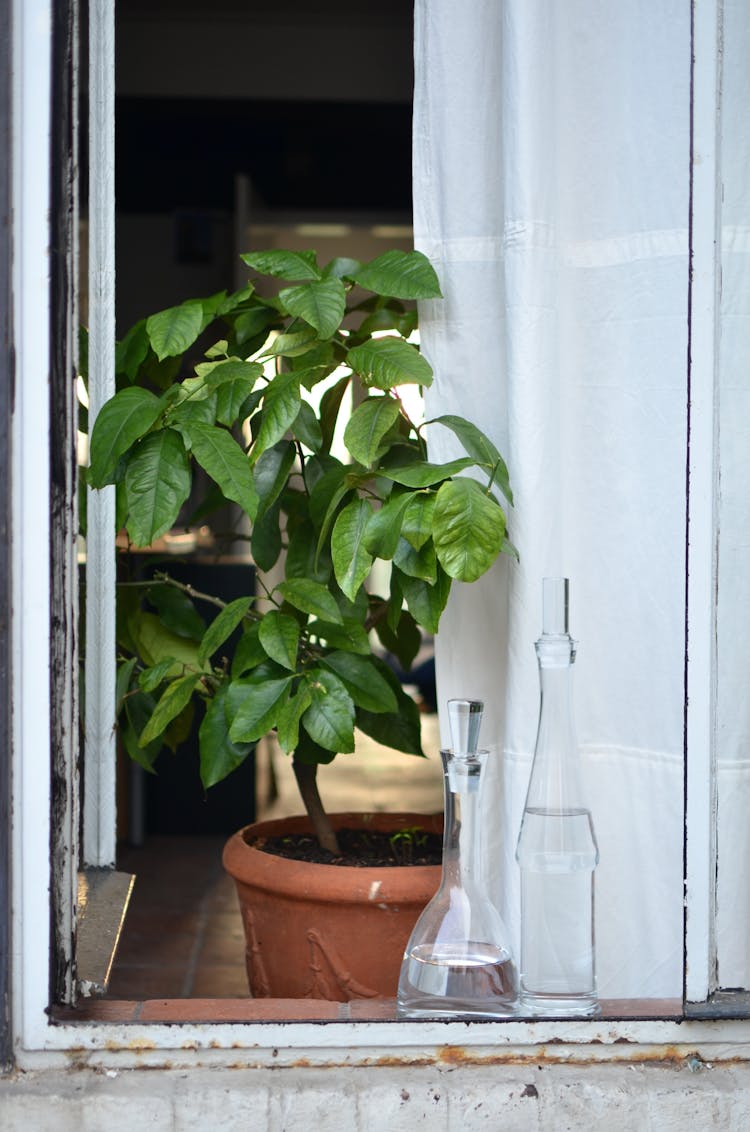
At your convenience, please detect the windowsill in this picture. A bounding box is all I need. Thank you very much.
[53,997,683,1025]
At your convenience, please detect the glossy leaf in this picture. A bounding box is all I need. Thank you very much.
[374,608,422,671]
[292,399,324,452]
[124,429,191,547]
[241,249,322,281]
[198,597,252,665]
[433,478,506,581]
[183,422,258,519]
[146,584,205,641]
[347,336,433,390]
[397,567,452,635]
[199,684,253,789]
[355,663,425,756]
[253,373,302,458]
[343,396,401,467]
[379,456,475,488]
[275,685,313,754]
[321,651,398,714]
[231,623,267,678]
[139,673,201,746]
[279,277,346,339]
[302,669,355,753]
[88,387,162,488]
[277,578,343,625]
[115,320,150,382]
[250,503,282,571]
[431,414,513,503]
[401,493,436,551]
[363,492,410,559]
[227,673,293,744]
[128,611,207,674]
[306,617,370,655]
[393,535,437,583]
[146,299,204,360]
[351,249,442,301]
[258,611,300,671]
[253,440,296,518]
[331,498,374,601]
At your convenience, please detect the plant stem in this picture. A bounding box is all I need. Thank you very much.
[292,758,340,855]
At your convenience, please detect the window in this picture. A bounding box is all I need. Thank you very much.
[8,0,750,1073]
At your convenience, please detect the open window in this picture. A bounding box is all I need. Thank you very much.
[8,0,750,1070]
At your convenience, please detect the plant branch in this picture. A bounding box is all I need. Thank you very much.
[292,758,340,855]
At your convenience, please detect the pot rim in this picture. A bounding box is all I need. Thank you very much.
[222,811,443,903]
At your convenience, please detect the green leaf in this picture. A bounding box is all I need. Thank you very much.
[433,478,506,582]
[343,396,401,467]
[401,493,436,551]
[355,662,425,755]
[163,698,195,753]
[286,519,333,586]
[293,731,338,766]
[231,623,267,677]
[264,327,320,358]
[138,657,178,693]
[356,699,424,756]
[351,249,442,300]
[347,336,433,390]
[254,440,297,518]
[323,256,361,280]
[116,657,138,713]
[302,669,355,753]
[431,414,513,503]
[124,429,191,547]
[183,421,258,519]
[146,584,206,641]
[241,249,322,281]
[307,617,371,654]
[374,609,422,671]
[121,689,162,772]
[146,300,204,360]
[139,673,201,746]
[321,651,398,713]
[199,684,253,789]
[363,493,410,559]
[393,535,437,583]
[279,278,346,339]
[331,498,374,601]
[128,610,207,673]
[277,578,343,624]
[258,611,300,671]
[227,673,293,743]
[115,320,150,382]
[276,686,313,754]
[292,399,323,452]
[88,387,163,488]
[253,373,302,458]
[198,597,251,665]
[398,566,452,635]
[379,457,475,488]
[251,503,282,571]
[318,374,351,454]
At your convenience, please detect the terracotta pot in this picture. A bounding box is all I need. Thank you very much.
[222,811,442,1001]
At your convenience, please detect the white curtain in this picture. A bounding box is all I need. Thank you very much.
[413,0,692,999]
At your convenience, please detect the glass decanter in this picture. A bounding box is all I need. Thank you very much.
[397,699,518,1018]
[515,577,601,1016]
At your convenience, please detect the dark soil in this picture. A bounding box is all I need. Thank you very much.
[249,826,444,868]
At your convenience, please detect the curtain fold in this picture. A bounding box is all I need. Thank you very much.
[413,0,691,998]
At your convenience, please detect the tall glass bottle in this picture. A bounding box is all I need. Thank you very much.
[515,577,600,1016]
[397,699,518,1019]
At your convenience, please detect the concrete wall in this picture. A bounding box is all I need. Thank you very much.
[2,1061,750,1130]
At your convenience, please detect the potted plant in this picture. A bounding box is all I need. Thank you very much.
[87,247,514,999]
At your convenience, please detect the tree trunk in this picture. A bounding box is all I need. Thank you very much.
[292,758,340,855]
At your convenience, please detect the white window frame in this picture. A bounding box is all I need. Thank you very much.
[11,0,750,1070]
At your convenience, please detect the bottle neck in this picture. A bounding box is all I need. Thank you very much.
[524,634,585,814]
[440,748,486,889]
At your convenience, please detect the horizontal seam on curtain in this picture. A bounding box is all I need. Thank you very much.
[416,226,689,268]
[503,745,683,767]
